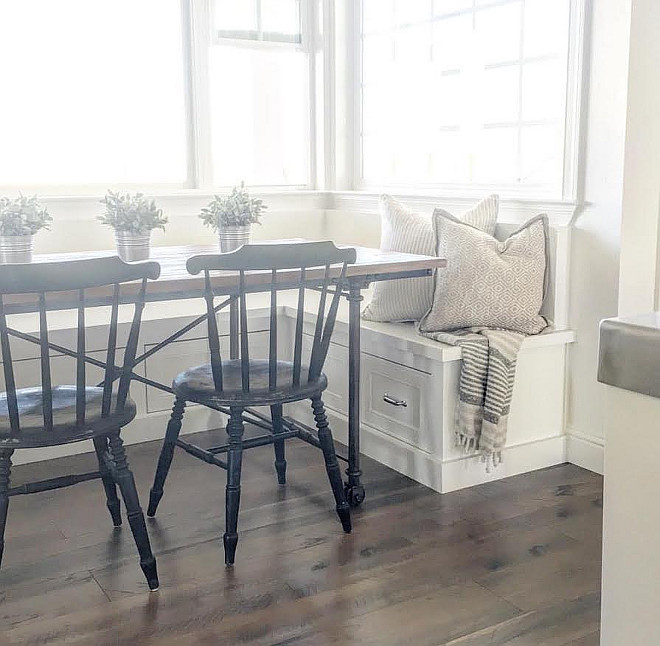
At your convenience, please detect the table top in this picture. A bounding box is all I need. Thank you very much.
[5,242,446,311]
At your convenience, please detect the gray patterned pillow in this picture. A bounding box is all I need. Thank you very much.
[362,194,499,322]
[419,211,549,335]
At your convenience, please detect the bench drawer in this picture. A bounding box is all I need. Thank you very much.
[361,354,434,452]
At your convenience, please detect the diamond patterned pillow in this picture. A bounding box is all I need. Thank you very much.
[419,211,549,335]
[362,194,499,322]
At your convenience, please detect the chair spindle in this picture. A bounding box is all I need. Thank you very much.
[0,296,19,434]
[38,294,53,432]
[102,284,120,418]
[308,265,331,381]
[116,278,148,412]
[204,271,223,391]
[239,271,250,392]
[269,269,277,391]
[292,267,306,387]
[76,289,86,426]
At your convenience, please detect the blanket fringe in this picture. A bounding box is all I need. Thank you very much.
[455,433,477,453]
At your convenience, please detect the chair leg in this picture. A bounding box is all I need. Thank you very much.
[93,436,122,527]
[224,408,245,566]
[148,398,186,517]
[311,397,352,533]
[0,449,13,568]
[107,432,159,591]
[271,404,287,485]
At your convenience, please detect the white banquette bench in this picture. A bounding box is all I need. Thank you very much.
[2,205,574,493]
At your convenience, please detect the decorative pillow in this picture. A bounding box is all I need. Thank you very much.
[419,211,549,335]
[362,194,499,322]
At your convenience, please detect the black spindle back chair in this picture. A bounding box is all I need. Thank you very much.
[147,241,357,565]
[0,256,160,591]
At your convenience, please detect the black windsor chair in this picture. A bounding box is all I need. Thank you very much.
[147,241,356,565]
[0,257,160,591]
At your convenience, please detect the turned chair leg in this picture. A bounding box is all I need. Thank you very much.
[148,398,186,517]
[93,436,122,527]
[311,398,352,533]
[224,408,245,566]
[0,449,13,568]
[271,404,287,485]
[107,432,159,591]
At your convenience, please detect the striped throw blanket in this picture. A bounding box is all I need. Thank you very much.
[419,327,525,471]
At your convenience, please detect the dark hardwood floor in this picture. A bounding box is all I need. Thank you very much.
[0,428,603,645]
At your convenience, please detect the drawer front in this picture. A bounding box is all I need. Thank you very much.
[144,332,268,413]
[303,335,435,452]
[361,354,434,452]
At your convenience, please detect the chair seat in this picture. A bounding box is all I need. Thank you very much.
[0,386,137,448]
[173,360,328,407]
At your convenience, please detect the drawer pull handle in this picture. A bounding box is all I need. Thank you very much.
[383,394,407,408]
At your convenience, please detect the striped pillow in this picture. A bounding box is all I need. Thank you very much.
[362,194,499,322]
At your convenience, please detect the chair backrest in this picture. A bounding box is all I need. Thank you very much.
[187,241,357,393]
[0,256,160,434]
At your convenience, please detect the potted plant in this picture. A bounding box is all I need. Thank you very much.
[199,182,266,252]
[99,191,167,262]
[0,195,51,264]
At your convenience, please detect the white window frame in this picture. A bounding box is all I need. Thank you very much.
[0,0,320,196]
[350,0,587,202]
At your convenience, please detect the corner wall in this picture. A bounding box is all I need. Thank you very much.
[565,0,631,474]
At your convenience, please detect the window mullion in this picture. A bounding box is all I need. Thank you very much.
[188,0,214,190]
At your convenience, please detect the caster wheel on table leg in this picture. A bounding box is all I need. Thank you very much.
[345,484,365,507]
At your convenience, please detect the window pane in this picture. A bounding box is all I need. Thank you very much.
[361,0,571,192]
[522,60,567,121]
[432,130,469,184]
[261,0,300,35]
[433,14,472,72]
[215,0,258,31]
[0,0,187,186]
[475,2,522,65]
[210,46,309,187]
[363,0,394,33]
[472,127,518,184]
[394,0,431,26]
[524,0,570,58]
[481,66,519,124]
[520,124,563,187]
[434,1,473,18]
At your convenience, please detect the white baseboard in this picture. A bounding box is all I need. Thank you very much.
[288,401,567,494]
[565,426,604,475]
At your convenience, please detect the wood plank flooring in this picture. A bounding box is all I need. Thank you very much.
[0,429,603,645]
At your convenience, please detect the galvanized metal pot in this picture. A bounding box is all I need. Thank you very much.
[219,225,251,253]
[115,231,151,262]
[0,235,34,264]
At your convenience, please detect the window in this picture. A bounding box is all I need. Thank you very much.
[360,0,573,196]
[0,0,188,188]
[210,0,313,187]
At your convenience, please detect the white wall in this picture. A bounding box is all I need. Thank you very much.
[30,192,327,254]
[565,0,631,473]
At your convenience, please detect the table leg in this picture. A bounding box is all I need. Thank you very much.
[345,281,365,507]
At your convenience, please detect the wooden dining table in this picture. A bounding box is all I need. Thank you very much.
[3,243,447,506]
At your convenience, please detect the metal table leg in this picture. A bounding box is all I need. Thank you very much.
[345,280,365,507]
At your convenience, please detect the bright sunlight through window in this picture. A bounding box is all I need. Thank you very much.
[360,0,571,194]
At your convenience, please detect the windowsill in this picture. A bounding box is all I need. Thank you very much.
[20,188,578,227]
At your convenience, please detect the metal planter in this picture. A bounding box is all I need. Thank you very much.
[0,235,34,264]
[115,231,151,262]
[219,225,251,253]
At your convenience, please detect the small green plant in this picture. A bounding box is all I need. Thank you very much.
[200,183,266,232]
[0,195,51,236]
[98,191,167,234]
